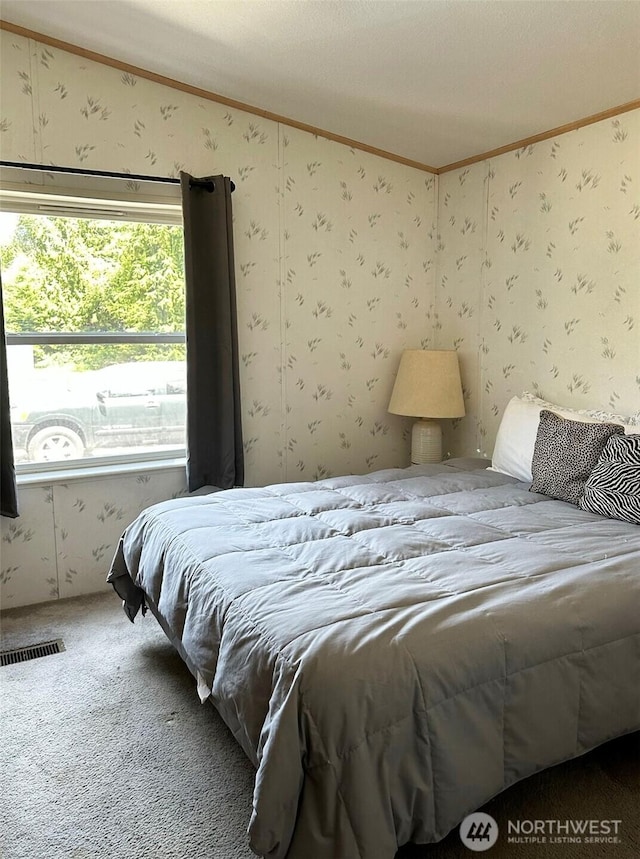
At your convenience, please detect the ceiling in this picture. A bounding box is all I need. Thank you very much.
[1,0,639,169]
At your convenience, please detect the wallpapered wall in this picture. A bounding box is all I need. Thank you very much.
[0,31,638,609]
[0,31,436,607]
[437,114,640,457]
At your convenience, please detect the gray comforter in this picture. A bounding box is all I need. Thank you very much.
[107,461,640,859]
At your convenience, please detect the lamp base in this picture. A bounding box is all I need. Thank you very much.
[411,419,442,464]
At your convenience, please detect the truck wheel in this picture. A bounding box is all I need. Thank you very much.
[28,426,85,462]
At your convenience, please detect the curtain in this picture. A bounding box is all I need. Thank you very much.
[180,172,243,492]
[1,273,18,517]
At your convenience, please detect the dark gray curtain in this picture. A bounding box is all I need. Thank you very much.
[1,273,18,517]
[180,172,243,492]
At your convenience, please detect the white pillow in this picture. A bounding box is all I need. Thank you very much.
[520,392,640,427]
[490,394,639,483]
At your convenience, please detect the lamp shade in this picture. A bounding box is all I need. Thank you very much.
[388,350,465,418]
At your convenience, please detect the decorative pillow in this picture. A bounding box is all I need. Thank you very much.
[491,395,637,483]
[530,410,624,505]
[579,434,640,524]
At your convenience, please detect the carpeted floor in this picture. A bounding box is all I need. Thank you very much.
[0,591,638,859]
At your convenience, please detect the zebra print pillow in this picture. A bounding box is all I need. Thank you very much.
[579,434,640,524]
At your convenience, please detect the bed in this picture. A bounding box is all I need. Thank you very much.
[107,395,640,859]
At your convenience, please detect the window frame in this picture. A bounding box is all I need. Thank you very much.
[1,181,187,477]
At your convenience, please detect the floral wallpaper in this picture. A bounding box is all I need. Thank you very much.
[1,30,638,609]
[0,469,187,608]
[437,114,640,458]
[281,127,437,480]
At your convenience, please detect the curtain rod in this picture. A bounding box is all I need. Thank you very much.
[0,160,234,192]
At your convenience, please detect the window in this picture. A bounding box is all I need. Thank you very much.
[0,174,186,473]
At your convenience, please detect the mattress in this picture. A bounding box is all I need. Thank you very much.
[107,459,640,859]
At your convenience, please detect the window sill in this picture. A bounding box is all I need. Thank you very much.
[16,456,186,486]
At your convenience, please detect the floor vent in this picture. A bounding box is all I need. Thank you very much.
[0,639,66,667]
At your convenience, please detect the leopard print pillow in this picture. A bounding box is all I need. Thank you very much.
[530,410,625,505]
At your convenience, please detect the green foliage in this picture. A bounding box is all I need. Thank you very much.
[1,214,185,370]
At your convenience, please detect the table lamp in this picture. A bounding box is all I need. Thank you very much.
[388,349,465,464]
